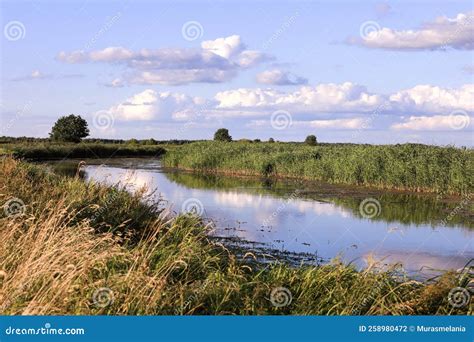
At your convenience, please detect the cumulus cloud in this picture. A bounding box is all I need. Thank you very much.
[353,11,474,50]
[389,84,474,113]
[214,82,385,113]
[96,89,207,121]
[256,69,308,85]
[201,35,243,60]
[391,114,472,131]
[57,35,271,85]
[214,83,473,115]
[95,83,473,135]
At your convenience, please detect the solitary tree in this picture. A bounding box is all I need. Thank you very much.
[214,128,232,142]
[49,114,89,143]
[268,138,275,143]
[305,135,317,146]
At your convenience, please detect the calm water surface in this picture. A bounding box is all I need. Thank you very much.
[50,158,473,275]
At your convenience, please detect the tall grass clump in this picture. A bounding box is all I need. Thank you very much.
[163,141,473,195]
[0,157,469,315]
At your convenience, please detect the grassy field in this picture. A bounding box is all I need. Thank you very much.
[0,142,166,160]
[0,156,470,315]
[163,141,473,195]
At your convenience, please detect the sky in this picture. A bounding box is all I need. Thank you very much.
[0,0,473,145]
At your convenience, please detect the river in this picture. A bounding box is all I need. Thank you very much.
[47,158,473,277]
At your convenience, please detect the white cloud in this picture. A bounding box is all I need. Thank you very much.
[90,46,134,62]
[389,84,474,113]
[129,69,235,86]
[201,35,243,59]
[215,82,385,113]
[104,78,125,88]
[235,50,270,68]
[57,35,271,85]
[256,69,308,85]
[96,83,473,133]
[307,118,367,129]
[391,114,472,131]
[355,11,474,50]
[214,83,473,116]
[96,89,206,121]
[57,51,88,63]
[30,70,47,79]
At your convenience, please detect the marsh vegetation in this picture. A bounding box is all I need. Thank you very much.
[0,157,471,315]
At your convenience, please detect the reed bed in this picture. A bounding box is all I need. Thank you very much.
[163,141,473,195]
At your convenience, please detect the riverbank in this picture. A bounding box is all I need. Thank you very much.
[163,141,473,195]
[0,142,166,160]
[0,156,470,315]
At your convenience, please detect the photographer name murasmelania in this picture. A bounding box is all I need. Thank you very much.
[416,325,466,333]
[5,326,85,335]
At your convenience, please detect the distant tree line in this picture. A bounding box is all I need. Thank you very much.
[0,114,383,146]
[0,136,196,145]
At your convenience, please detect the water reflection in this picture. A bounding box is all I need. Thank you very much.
[45,159,473,274]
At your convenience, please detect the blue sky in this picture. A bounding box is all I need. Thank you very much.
[1,0,473,145]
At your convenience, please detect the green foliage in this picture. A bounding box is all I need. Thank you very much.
[163,141,473,194]
[305,135,317,146]
[141,138,158,145]
[214,128,232,142]
[268,138,275,143]
[261,162,275,177]
[5,142,166,160]
[49,114,89,143]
